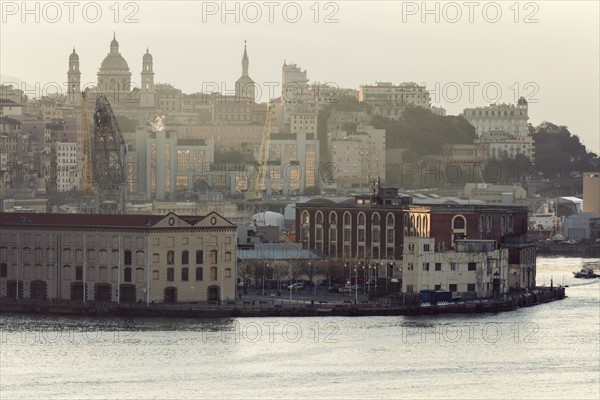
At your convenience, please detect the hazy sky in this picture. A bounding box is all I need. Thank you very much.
[1,1,598,153]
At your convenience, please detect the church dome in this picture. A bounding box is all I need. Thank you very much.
[100,53,130,71]
[100,34,130,71]
[69,49,79,63]
[143,49,153,62]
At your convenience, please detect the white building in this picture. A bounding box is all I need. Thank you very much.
[55,142,79,192]
[134,127,215,201]
[476,130,535,161]
[289,104,317,136]
[358,82,431,109]
[462,98,529,137]
[265,132,319,195]
[401,237,509,299]
[329,125,385,191]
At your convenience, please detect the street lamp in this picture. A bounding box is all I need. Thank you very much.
[262,263,268,296]
[354,267,358,304]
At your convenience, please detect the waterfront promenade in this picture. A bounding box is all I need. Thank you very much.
[0,286,566,318]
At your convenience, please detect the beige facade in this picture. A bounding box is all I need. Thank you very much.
[462,98,529,137]
[464,183,527,204]
[330,125,386,190]
[358,82,431,109]
[401,237,509,299]
[0,212,237,303]
[583,172,600,214]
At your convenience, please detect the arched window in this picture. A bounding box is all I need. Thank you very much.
[404,214,409,236]
[329,212,338,258]
[343,212,352,258]
[300,210,310,245]
[357,212,366,242]
[315,211,324,252]
[508,214,513,233]
[500,215,506,236]
[479,215,485,238]
[451,215,467,246]
[453,216,466,230]
[486,215,492,235]
[315,211,323,225]
[423,217,428,237]
[371,213,381,259]
[410,215,415,237]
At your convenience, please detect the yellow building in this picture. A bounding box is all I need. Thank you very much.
[0,212,237,303]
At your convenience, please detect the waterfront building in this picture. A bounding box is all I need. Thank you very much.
[295,184,536,295]
[0,212,237,303]
[401,237,508,298]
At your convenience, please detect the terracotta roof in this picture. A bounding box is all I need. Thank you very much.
[0,213,203,228]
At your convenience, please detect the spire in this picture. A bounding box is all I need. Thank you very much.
[242,40,249,76]
[110,33,119,53]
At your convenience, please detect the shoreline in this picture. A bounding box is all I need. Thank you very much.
[0,286,566,318]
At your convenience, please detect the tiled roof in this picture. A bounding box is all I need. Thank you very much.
[0,212,203,228]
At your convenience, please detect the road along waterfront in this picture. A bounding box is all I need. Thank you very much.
[1,257,598,399]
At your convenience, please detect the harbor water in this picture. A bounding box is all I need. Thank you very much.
[1,257,598,399]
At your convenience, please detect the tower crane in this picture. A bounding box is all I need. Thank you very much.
[93,95,127,214]
[245,104,272,201]
[79,91,96,213]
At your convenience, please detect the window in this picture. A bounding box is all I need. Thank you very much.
[167,251,174,265]
[196,250,203,264]
[181,267,189,281]
[75,266,83,281]
[468,262,477,271]
[209,250,217,264]
[435,263,441,271]
[450,263,458,271]
[225,268,232,278]
[210,266,218,281]
[406,284,413,293]
[181,250,189,265]
[467,283,476,292]
[124,267,132,282]
[422,263,429,271]
[434,284,441,290]
[423,244,430,252]
[124,250,132,265]
[0,263,7,278]
[449,284,458,292]
[167,267,174,282]
[196,267,203,281]
[453,216,466,229]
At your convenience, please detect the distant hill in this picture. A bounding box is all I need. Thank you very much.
[370,106,477,157]
[531,122,599,177]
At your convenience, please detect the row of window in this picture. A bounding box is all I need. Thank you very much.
[407,283,476,293]
[406,262,478,272]
[0,263,230,283]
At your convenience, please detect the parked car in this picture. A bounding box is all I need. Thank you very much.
[287,283,304,291]
[338,287,352,293]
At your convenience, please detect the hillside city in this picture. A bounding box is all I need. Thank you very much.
[0,35,598,305]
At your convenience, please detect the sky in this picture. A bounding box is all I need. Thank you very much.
[1,0,599,153]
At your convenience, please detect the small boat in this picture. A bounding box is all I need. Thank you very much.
[573,267,600,279]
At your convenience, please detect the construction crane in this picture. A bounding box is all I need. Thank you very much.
[245,104,272,201]
[93,95,127,214]
[79,91,96,213]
